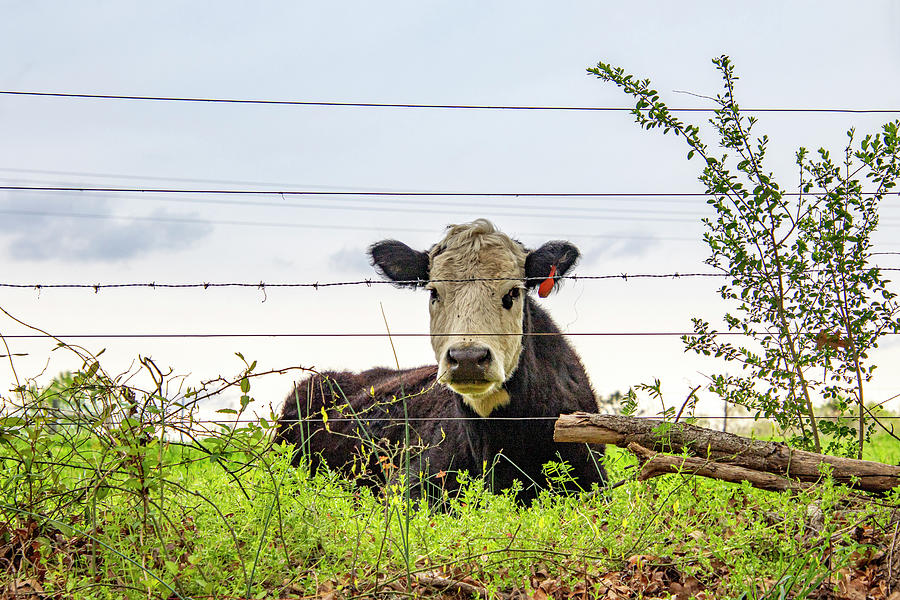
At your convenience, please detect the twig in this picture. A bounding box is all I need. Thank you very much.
[415,573,509,599]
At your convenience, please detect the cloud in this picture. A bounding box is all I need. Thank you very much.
[578,233,661,266]
[327,246,373,276]
[0,191,212,262]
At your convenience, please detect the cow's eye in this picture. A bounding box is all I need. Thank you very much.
[501,287,520,310]
[429,288,440,303]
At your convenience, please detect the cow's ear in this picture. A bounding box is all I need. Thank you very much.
[369,240,430,288]
[524,241,580,291]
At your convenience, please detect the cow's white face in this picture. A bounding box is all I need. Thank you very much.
[426,222,528,416]
[369,219,579,417]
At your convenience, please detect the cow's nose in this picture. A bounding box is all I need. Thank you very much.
[447,346,492,381]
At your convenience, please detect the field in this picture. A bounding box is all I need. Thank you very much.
[2,409,898,600]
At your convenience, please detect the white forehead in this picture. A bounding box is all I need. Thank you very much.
[428,219,527,281]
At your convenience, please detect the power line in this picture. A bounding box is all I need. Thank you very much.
[3,183,900,235]
[0,176,715,214]
[0,178,715,220]
[3,186,899,230]
[1,186,898,243]
[0,167,408,192]
[2,184,898,198]
[0,202,704,225]
[5,187,899,225]
[2,90,899,113]
[3,169,900,205]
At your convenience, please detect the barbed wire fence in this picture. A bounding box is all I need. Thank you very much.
[2,271,899,429]
[2,92,900,431]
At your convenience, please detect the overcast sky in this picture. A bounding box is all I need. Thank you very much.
[2,1,899,421]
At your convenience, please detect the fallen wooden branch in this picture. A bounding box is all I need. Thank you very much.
[554,413,900,493]
[414,573,507,599]
[627,442,812,492]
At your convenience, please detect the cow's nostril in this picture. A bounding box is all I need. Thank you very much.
[448,347,489,364]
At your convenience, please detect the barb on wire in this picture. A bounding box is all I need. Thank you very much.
[229,414,900,424]
[2,268,899,291]
[8,414,900,426]
[0,272,725,290]
[2,331,899,339]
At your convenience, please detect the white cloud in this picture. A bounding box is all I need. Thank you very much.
[0,191,212,262]
[327,246,372,276]
[578,234,662,266]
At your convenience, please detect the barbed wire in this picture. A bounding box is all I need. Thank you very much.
[216,415,900,423]
[2,269,899,291]
[2,331,899,339]
[5,415,899,425]
[0,272,725,290]
[2,90,900,113]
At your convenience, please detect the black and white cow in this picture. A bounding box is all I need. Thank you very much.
[274,219,606,502]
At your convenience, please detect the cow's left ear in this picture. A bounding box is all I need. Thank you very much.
[369,240,430,288]
[524,241,580,291]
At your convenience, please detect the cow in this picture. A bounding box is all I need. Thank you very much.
[274,219,606,503]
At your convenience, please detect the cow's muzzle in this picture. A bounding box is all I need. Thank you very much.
[446,345,492,383]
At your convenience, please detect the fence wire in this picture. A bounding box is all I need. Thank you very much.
[5,331,898,339]
[2,268,900,291]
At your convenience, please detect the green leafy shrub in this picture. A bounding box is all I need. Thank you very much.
[590,55,900,456]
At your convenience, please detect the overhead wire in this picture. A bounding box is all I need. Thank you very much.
[0,177,717,219]
[2,90,899,113]
[2,184,899,198]
[0,166,413,192]
[0,176,713,212]
[2,184,899,230]
[0,208,699,240]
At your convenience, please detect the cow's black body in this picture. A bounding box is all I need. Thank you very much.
[274,295,606,503]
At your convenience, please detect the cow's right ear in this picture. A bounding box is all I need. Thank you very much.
[368,240,430,288]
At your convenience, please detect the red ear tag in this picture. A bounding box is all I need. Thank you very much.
[538,265,557,298]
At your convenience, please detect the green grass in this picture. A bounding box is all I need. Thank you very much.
[2,433,897,600]
[865,430,900,464]
[3,363,897,599]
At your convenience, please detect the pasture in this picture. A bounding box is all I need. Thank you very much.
[1,363,898,599]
